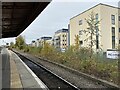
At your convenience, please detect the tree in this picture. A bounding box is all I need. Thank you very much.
[15,35,26,50]
[74,35,80,50]
[40,41,55,58]
[84,11,101,58]
[10,42,14,48]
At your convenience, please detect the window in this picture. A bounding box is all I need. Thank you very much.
[79,30,83,35]
[112,27,115,49]
[63,35,64,37]
[96,26,99,35]
[79,20,82,25]
[112,27,115,36]
[96,26,99,49]
[96,35,99,49]
[80,41,83,45]
[96,40,99,49]
[96,14,98,21]
[119,40,120,44]
[112,36,115,40]
[111,15,115,25]
[119,16,120,21]
[112,40,115,49]
[119,28,120,32]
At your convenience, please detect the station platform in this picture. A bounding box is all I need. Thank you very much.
[1,48,48,89]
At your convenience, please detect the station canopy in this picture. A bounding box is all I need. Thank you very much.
[2,2,50,38]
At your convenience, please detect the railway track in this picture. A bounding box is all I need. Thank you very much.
[13,50,119,89]
[15,52,80,90]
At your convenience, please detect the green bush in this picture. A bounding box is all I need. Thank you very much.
[29,46,42,55]
[76,47,91,60]
[24,46,29,52]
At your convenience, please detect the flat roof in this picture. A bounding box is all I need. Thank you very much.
[70,3,119,20]
[55,28,68,34]
[41,36,52,40]
[2,2,50,38]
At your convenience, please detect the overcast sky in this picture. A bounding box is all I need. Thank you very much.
[0,0,119,45]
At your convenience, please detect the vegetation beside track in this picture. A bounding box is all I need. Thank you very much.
[9,35,119,85]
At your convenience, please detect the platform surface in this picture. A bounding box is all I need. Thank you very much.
[0,48,47,89]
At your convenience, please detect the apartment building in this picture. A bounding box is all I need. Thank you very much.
[69,3,120,52]
[31,40,37,47]
[39,36,52,47]
[53,29,69,51]
[36,39,40,47]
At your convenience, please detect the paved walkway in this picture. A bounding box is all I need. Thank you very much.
[1,48,48,89]
[1,48,10,89]
[10,52,22,88]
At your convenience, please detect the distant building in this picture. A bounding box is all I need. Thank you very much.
[36,39,40,47]
[53,28,69,51]
[69,3,120,52]
[31,40,37,47]
[27,44,32,47]
[39,36,52,47]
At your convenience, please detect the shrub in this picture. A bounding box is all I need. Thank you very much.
[24,46,29,52]
[76,47,91,60]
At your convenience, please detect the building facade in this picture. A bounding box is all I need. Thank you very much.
[53,29,69,51]
[31,40,37,47]
[39,37,52,47]
[69,3,120,52]
[36,39,40,47]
